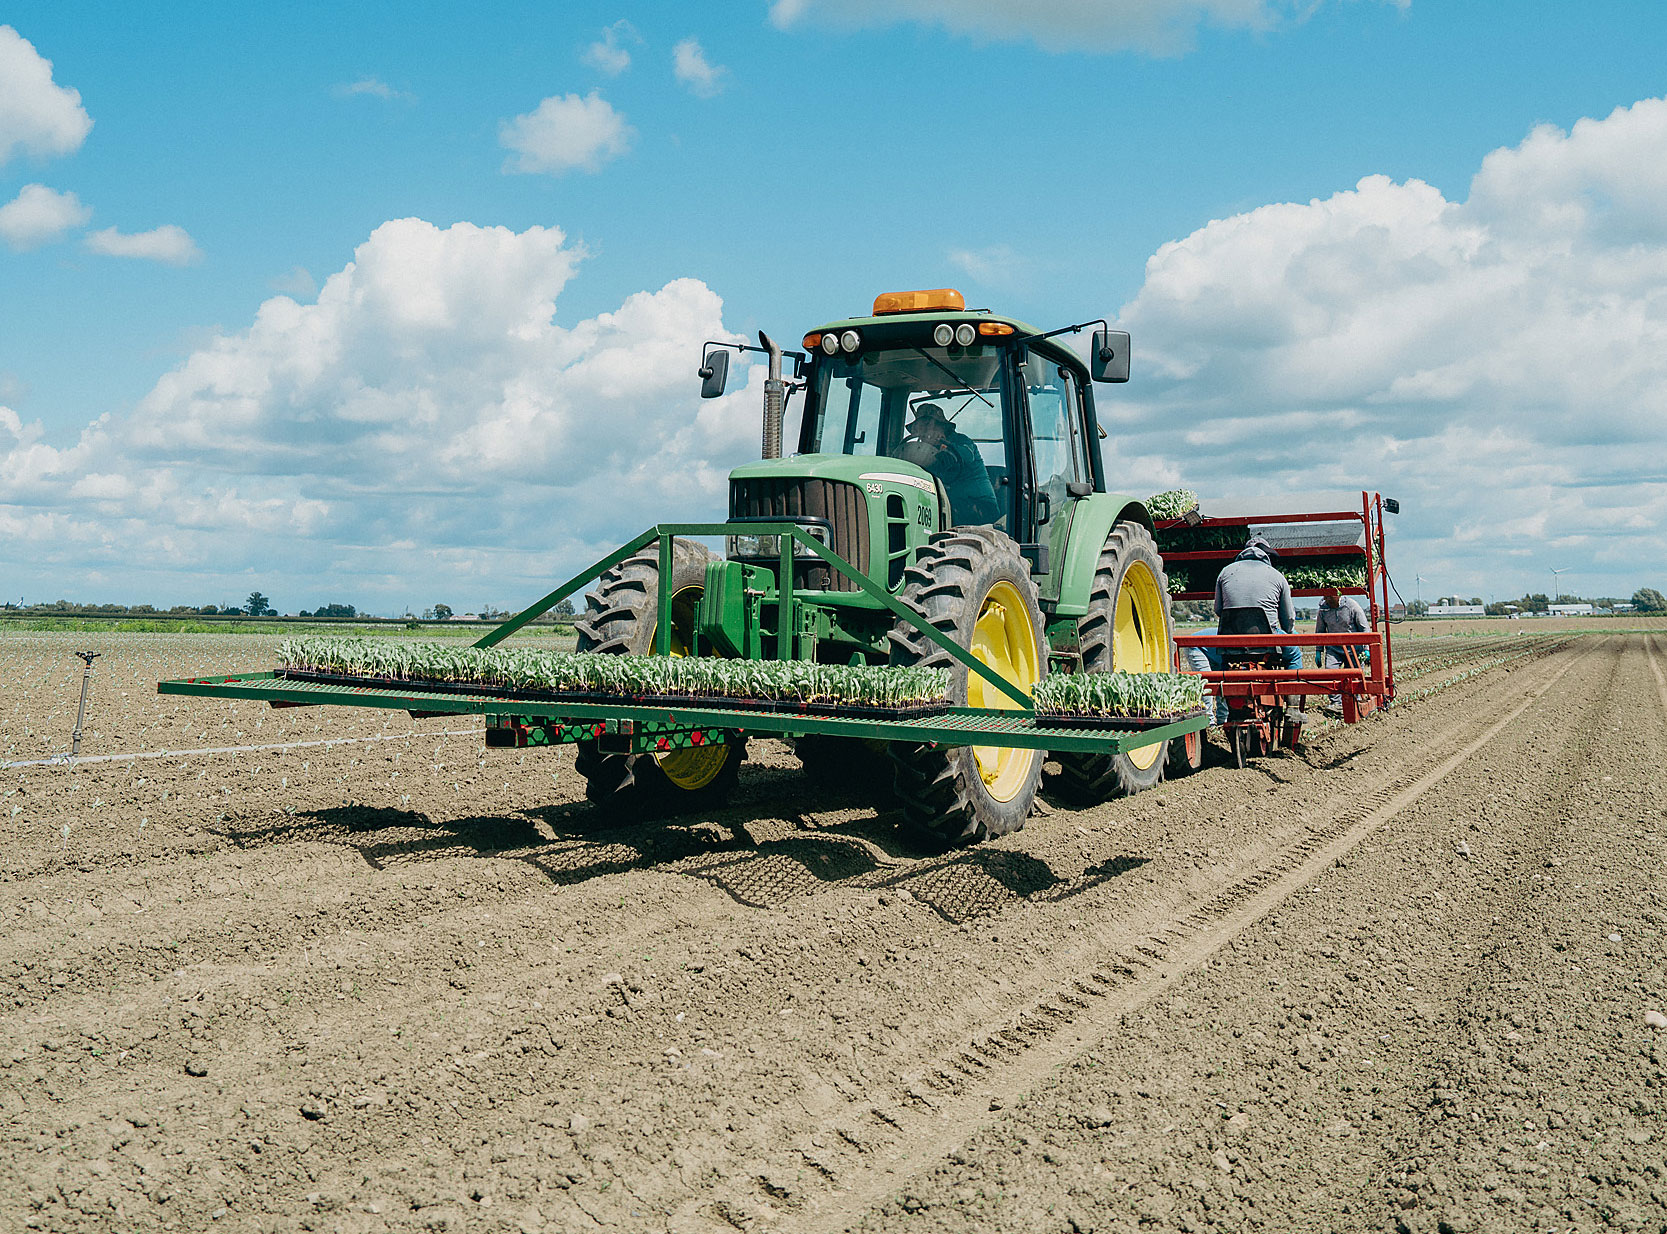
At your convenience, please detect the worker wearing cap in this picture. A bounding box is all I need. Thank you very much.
[1181,535,1302,722]
[1213,535,1302,669]
[1315,585,1368,712]
[898,403,1000,525]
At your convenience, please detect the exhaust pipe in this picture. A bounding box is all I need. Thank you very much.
[759,330,784,459]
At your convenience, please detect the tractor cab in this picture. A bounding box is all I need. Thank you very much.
[704,288,1132,599]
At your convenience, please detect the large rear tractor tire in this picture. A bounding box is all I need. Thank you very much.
[793,735,894,799]
[1051,521,1175,805]
[886,527,1046,848]
[572,538,745,817]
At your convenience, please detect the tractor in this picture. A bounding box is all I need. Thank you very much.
[570,288,1177,846]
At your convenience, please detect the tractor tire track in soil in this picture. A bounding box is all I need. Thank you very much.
[2,629,1663,1234]
[841,635,1667,1234]
[772,641,1589,1232]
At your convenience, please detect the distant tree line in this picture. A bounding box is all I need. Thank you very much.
[1166,586,1667,623]
[1478,589,1666,615]
[0,591,578,622]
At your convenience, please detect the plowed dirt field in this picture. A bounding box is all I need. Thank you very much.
[3,629,1665,1233]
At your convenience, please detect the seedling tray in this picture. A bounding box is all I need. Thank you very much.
[160,672,1211,756]
[277,669,948,721]
[1031,707,1209,732]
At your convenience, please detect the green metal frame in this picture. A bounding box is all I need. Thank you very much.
[471,520,1034,710]
[155,672,1206,756]
[157,519,1211,759]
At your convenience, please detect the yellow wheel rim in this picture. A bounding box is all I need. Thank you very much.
[658,743,731,790]
[646,584,702,659]
[647,583,730,792]
[1112,559,1171,771]
[967,579,1042,803]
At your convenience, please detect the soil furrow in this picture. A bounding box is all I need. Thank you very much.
[763,641,1592,1232]
[837,634,1663,1234]
[3,628,1660,1234]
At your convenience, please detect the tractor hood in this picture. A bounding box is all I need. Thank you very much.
[727,454,945,600]
[730,452,931,490]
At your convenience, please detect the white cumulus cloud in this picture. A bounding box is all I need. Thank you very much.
[768,0,1402,56]
[0,183,90,250]
[269,265,317,297]
[0,219,761,607]
[583,21,638,75]
[332,76,416,103]
[946,244,1034,294]
[500,91,633,175]
[0,25,92,165]
[84,223,202,265]
[1109,95,1667,597]
[673,39,728,97]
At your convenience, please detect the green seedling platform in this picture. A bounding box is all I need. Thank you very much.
[158,519,1209,777]
[155,671,1207,757]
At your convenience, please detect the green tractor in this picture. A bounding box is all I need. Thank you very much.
[573,288,1174,845]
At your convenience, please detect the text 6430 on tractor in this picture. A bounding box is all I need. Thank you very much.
[567,288,1178,844]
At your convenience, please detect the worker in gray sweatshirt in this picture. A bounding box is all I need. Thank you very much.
[1213,536,1301,668]
[1182,536,1303,722]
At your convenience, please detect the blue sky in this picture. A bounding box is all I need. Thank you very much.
[3,1,1666,612]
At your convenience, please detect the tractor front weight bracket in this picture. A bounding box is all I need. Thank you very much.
[485,714,729,755]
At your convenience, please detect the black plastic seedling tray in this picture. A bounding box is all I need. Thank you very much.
[277,669,950,722]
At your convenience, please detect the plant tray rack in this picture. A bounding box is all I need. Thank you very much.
[276,668,953,722]
[157,672,1207,756]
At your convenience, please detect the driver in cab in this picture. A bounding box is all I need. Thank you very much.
[897,403,1000,525]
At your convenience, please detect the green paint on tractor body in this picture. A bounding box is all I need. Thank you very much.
[713,311,1153,663]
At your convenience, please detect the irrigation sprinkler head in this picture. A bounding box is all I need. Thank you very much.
[69,651,102,757]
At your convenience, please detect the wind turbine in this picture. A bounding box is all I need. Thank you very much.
[1414,574,1427,607]
[1550,566,1570,606]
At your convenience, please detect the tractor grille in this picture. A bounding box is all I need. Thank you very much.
[729,476,870,592]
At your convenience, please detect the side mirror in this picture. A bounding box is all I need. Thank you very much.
[699,349,730,399]
[1090,329,1130,384]
[1384,498,1400,514]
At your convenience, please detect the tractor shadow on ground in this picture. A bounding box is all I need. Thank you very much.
[868,848,1150,924]
[211,776,1151,926]
[517,814,1151,924]
[210,804,551,870]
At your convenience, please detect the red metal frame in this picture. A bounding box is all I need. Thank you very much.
[1158,491,1396,725]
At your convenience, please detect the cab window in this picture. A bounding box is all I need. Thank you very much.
[1024,353,1086,495]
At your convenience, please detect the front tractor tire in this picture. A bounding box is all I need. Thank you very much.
[1051,521,1175,805]
[572,538,745,818]
[886,527,1046,848]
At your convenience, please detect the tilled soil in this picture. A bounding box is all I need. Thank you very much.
[2,630,1663,1233]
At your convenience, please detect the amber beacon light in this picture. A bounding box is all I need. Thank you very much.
[871,288,966,315]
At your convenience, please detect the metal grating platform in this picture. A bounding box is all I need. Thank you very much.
[157,672,1207,756]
